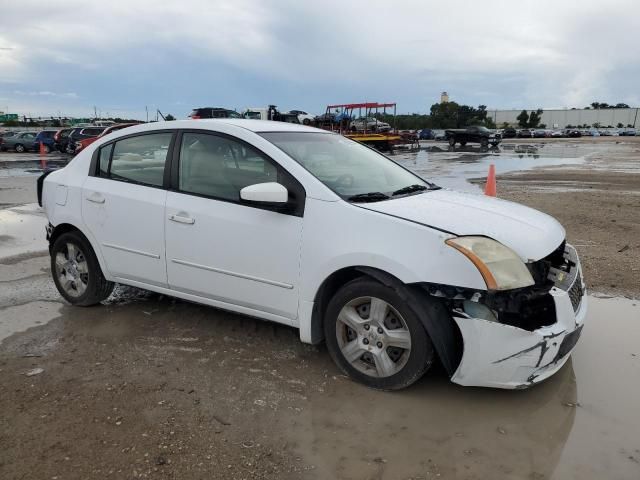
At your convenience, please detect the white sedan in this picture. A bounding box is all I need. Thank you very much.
[39,120,587,390]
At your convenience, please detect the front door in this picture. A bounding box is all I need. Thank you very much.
[82,131,173,287]
[164,131,304,322]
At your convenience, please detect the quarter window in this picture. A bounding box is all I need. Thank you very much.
[102,133,172,187]
[178,132,278,200]
[98,144,112,177]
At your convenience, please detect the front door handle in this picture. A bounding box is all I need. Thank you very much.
[169,213,195,225]
[86,192,105,204]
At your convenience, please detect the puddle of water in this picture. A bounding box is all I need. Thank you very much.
[0,301,63,343]
[0,151,70,177]
[0,203,49,259]
[289,295,640,479]
[392,143,588,192]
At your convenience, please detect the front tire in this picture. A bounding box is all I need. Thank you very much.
[51,231,114,306]
[324,278,435,390]
[448,137,456,146]
[15,144,25,153]
[303,118,311,125]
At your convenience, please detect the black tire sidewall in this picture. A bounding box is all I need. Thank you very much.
[324,278,434,390]
[51,231,107,306]
[15,144,24,153]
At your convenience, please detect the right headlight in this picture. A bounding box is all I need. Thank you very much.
[445,236,534,291]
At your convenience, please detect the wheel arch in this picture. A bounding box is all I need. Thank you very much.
[49,222,112,280]
[309,265,462,376]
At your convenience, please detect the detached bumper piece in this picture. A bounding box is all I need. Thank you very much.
[448,243,587,389]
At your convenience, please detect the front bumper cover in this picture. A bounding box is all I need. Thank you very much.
[450,245,587,389]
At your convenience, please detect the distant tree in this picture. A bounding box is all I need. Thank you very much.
[500,122,510,129]
[627,124,633,128]
[517,110,529,128]
[593,122,601,128]
[617,122,624,128]
[566,124,575,128]
[615,103,630,109]
[528,109,543,128]
[165,114,175,121]
[591,102,600,109]
[539,123,547,129]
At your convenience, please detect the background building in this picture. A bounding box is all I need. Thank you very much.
[440,91,449,103]
[489,108,639,128]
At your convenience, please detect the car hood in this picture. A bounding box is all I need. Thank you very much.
[360,189,565,262]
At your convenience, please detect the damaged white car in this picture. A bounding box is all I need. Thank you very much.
[38,120,587,390]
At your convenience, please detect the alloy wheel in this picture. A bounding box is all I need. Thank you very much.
[336,296,412,378]
[54,242,89,298]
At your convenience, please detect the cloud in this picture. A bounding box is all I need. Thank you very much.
[13,90,78,98]
[0,0,638,118]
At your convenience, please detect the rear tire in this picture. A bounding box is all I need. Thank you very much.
[448,137,456,146]
[303,118,311,125]
[51,231,114,306]
[15,144,25,153]
[324,277,435,390]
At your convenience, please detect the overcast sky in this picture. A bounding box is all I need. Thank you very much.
[1,0,638,119]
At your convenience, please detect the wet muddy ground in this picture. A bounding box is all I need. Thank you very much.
[1,138,639,479]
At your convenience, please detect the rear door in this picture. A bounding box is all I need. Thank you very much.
[82,131,174,287]
[164,130,305,322]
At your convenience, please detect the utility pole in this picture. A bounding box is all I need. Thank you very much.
[94,105,97,119]
[145,106,149,123]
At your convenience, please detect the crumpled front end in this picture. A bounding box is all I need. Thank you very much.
[449,243,587,389]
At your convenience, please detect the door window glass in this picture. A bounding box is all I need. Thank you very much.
[109,133,172,187]
[179,133,277,200]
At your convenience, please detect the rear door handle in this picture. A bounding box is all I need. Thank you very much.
[85,192,105,204]
[169,214,195,225]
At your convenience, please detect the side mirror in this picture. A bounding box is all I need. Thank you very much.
[240,182,288,204]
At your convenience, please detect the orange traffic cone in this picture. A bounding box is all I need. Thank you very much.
[39,141,47,155]
[484,164,496,197]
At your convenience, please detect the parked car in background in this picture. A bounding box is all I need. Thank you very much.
[564,129,582,138]
[432,129,447,141]
[66,126,107,154]
[445,126,501,147]
[189,107,242,119]
[350,117,391,133]
[418,129,433,140]
[54,128,74,153]
[619,128,637,136]
[243,106,300,124]
[0,131,18,140]
[74,123,139,154]
[288,110,315,125]
[533,129,547,138]
[502,128,517,138]
[314,112,337,124]
[0,131,38,152]
[517,129,533,138]
[34,130,58,153]
[551,130,564,138]
[38,119,586,390]
[76,123,139,154]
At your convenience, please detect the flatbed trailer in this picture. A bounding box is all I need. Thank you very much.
[319,102,408,151]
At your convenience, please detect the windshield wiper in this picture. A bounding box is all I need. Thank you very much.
[347,192,390,203]
[392,184,428,196]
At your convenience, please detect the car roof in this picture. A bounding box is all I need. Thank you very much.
[121,119,322,134]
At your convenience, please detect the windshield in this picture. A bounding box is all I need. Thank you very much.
[260,132,435,200]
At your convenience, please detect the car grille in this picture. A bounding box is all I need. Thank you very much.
[568,271,584,312]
